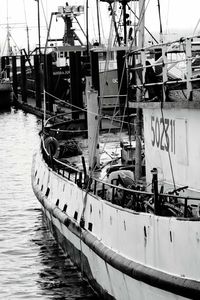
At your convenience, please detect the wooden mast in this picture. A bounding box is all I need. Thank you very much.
[96,0,101,45]
[135,0,145,182]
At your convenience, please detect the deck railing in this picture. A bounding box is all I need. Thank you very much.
[41,137,200,218]
[128,35,200,102]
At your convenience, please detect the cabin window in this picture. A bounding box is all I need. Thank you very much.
[56,199,59,206]
[60,51,64,58]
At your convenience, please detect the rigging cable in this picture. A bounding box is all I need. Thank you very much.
[109,1,121,46]
[92,7,98,41]
[165,0,170,36]
[127,3,158,44]
[157,0,175,189]
[99,1,105,42]
[193,18,200,35]
[78,2,118,265]
[160,103,176,190]
[157,0,163,43]
[23,0,30,54]
[45,91,136,127]
[40,0,48,31]
[86,0,89,55]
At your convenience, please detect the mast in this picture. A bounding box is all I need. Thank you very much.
[157,0,163,43]
[135,0,145,182]
[6,1,12,56]
[26,26,30,55]
[109,3,121,46]
[35,0,41,55]
[23,0,30,55]
[122,0,127,45]
[96,0,101,45]
[86,0,89,55]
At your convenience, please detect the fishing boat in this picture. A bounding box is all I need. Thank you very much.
[32,1,200,299]
[0,2,13,110]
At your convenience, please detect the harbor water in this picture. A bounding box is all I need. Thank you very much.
[0,108,99,300]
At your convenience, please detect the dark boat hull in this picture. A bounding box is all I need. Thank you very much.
[0,82,12,109]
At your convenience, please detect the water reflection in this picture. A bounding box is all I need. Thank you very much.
[32,213,99,300]
[0,109,99,300]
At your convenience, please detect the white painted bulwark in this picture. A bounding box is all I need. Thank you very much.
[32,150,200,299]
[86,89,100,169]
[143,107,200,196]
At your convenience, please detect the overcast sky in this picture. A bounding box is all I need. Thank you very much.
[0,0,200,55]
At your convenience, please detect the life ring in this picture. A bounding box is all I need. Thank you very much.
[44,136,60,159]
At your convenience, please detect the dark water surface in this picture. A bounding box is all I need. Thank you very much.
[0,108,99,299]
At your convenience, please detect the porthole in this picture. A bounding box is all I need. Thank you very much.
[63,204,67,212]
[74,211,78,220]
[88,222,93,231]
[45,187,50,197]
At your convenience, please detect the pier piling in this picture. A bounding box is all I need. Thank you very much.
[20,55,27,103]
[44,54,53,112]
[69,51,83,119]
[90,50,100,93]
[34,55,42,109]
[12,56,18,105]
[117,50,127,115]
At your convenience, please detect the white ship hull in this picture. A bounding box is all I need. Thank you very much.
[32,149,200,300]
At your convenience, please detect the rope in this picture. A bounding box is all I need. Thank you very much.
[45,91,137,127]
[160,102,176,190]
[40,0,49,31]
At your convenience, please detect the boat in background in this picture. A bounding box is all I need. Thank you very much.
[0,71,12,110]
[32,1,200,299]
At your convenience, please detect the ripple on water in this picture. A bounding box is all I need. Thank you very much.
[0,109,99,300]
